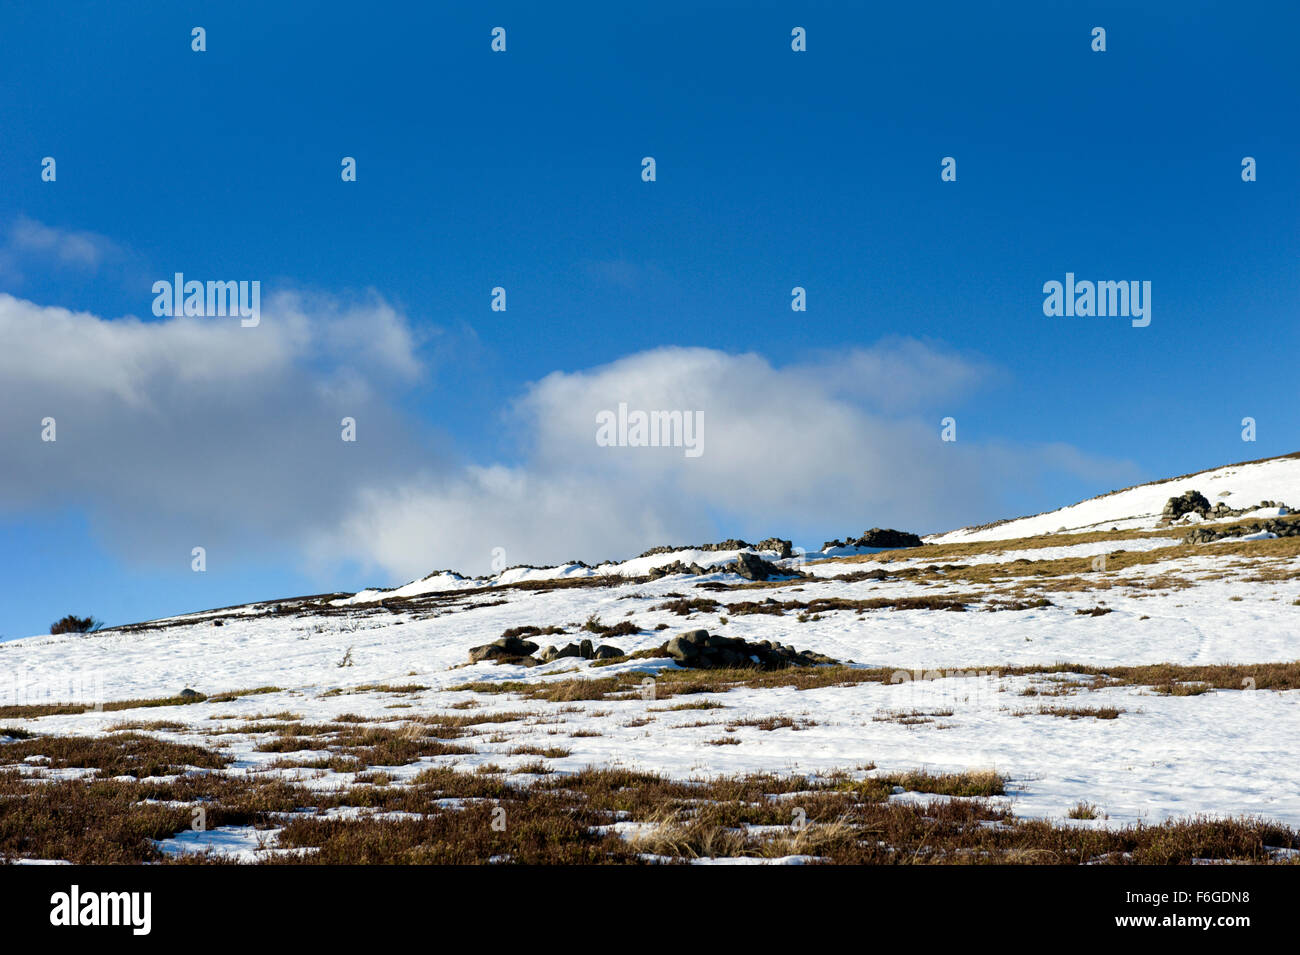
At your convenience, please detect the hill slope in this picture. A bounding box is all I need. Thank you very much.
[2,453,1299,864]
[930,452,1299,543]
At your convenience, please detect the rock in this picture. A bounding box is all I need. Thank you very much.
[178,688,201,700]
[732,551,787,581]
[1161,490,1211,523]
[592,644,625,660]
[1186,517,1300,545]
[665,629,711,662]
[638,537,791,559]
[854,528,923,549]
[647,559,709,580]
[822,528,923,550]
[664,629,837,670]
[579,639,594,660]
[754,537,794,559]
[468,635,540,663]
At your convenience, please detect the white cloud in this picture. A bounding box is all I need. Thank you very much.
[0,289,1137,587]
[0,290,438,561]
[323,344,1138,582]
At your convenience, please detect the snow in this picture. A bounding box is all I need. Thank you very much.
[930,454,1299,543]
[2,454,1299,842]
[331,546,790,605]
[155,826,311,862]
[691,855,823,865]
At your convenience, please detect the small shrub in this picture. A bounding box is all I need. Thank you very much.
[50,615,102,635]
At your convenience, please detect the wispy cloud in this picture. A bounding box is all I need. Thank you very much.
[0,217,126,280]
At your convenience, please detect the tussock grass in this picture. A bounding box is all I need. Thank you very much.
[1018,706,1123,720]
[873,709,954,725]
[1001,661,1300,692]
[505,745,571,758]
[724,716,814,732]
[3,747,1292,865]
[321,683,428,698]
[0,733,228,778]
[453,659,1300,706]
[724,595,971,617]
[107,719,188,732]
[654,597,722,616]
[0,686,281,720]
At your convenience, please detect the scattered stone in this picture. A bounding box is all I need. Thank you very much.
[178,688,201,700]
[639,538,793,560]
[647,560,709,580]
[662,629,836,670]
[1186,518,1300,544]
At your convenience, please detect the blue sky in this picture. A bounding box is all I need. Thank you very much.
[1,1,1297,638]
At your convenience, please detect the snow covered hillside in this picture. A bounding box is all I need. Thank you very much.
[2,453,1299,864]
[930,452,1299,543]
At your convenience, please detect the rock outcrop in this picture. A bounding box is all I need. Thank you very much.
[484,639,627,664]
[638,538,793,560]
[822,528,924,550]
[646,560,709,580]
[1161,490,1212,523]
[663,629,837,670]
[1163,490,1292,528]
[1185,518,1300,544]
[648,549,802,581]
[729,551,791,581]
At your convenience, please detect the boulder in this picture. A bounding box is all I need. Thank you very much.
[178,688,201,700]
[663,629,837,670]
[468,635,540,663]
[822,528,923,550]
[538,643,585,663]
[665,630,707,663]
[853,528,923,549]
[731,551,787,581]
[592,644,625,660]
